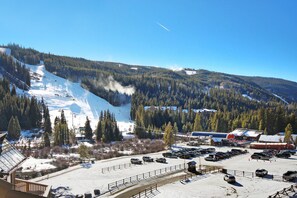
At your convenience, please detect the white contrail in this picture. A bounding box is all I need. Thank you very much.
[156,22,170,32]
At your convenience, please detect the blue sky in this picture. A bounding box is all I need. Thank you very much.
[1,0,297,82]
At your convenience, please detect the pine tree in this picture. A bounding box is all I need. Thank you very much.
[29,97,41,128]
[44,116,52,134]
[7,116,21,140]
[11,85,16,96]
[284,123,293,143]
[164,122,174,148]
[60,110,67,124]
[193,113,202,131]
[84,116,93,140]
[96,120,102,142]
[44,132,50,147]
[173,122,178,146]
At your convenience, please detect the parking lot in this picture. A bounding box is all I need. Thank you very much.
[38,145,297,197]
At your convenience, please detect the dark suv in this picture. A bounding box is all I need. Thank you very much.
[255,169,268,177]
[130,158,142,165]
[142,156,154,162]
[283,171,297,181]
[156,158,167,163]
[276,151,291,158]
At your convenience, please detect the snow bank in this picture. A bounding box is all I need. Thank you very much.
[21,157,56,172]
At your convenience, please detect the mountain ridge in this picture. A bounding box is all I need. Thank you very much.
[1,44,296,107]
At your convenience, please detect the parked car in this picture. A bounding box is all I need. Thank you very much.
[130,158,142,165]
[204,154,219,161]
[187,141,200,146]
[224,174,236,183]
[156,158,167,163]
[276,152,291,158]
[231,148,248,154]
[142,156,154,162]
[162,152,178,158]
[178,153,191,159]
[206,148,216,153]
[285,150,296,155]
[255,169,268,177]
[283,171,297,181]
[251,153,261,159]
[251,153,271,160]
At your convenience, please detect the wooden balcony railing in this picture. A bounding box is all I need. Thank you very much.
[14,178,51,197]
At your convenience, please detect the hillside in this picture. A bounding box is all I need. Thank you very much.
[4,44,297,106]
[240,76,297,103]
[1,44,297,134]
[0,47,133,132]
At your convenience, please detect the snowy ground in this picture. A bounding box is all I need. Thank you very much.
[13,57,134,131]
[156,173,291,198]
[35,145,297,197]
[21,157,55,172]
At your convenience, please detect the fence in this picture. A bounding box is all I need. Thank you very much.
[268,184,297,198]
[221,169,289,183]
[223,169,255,178]
[102,162,135,174]
[181,166,222,184]
[131,184,158,198]
[108,163,186,193]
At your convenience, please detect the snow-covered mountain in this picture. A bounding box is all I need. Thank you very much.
[0,47,134,132]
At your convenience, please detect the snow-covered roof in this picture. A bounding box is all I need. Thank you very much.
[259,134,297,143]
[229,128,262,137]
[259,135,284,143]
[0,134,26,174]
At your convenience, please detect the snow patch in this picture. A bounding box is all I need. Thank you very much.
[185,70,197,75]
[21,157,56,172]
[273,94,289,104]
[0,47,11,56]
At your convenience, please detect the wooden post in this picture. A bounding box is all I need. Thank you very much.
[26,182,29,193]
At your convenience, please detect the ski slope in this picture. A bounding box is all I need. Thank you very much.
[10,55,134,131]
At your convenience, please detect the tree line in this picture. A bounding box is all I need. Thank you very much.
[134,104,297,136]
[0,52,31,89]
[0,79,46,140]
